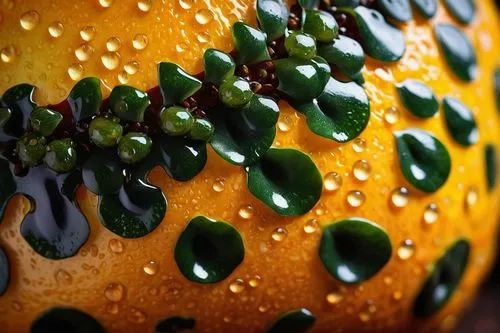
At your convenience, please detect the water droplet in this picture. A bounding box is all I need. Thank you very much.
[271,227,287,242]
[258,304,270,312]
[223,316,232,323]
[359,312,370,322]
[99,0,113,8]
[324,172,342,192]
[465,186,479,210]
[55,269,73,284]
[68,63,84,81]
[1,46,16,63]
[326,291,343,304]
[352,160,371,181]
[397,239,415,260]
[127,308,147,324]
[20,10,39,31]
[238,204,254,219]
[80,26,96,41]
[391,187,409,208]
[137,0,152,12]
[248,275,261,288]
[108,239,124,253]
[212,178,225,192]
[106,37,121,51]
[124,61,139,75]
[101,51,121,70]
[384,107,400,124]
[352,138,367,153]
[423,203,439,225]
[11,301,23,312]
[303,219,319,234]
[118,71,129,84]
[347,190,365,207]
[106,302,119,314]
[229,278,245,293]
[393,291,403,301]
[48,21,64,38]
[195,9,214,25]
[196,31,211,44]
[179,0,193,9]
[278,116,292,132]
[143,260,158,275]
[383,276,393,285]
[75,43,94,62]
[104,283,126,302]
[176,43,187,53]
[132,33,149,50]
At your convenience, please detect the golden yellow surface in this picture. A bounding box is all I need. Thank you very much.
[0,0,499,332]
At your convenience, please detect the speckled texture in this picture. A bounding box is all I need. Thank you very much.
[0,0,499,332]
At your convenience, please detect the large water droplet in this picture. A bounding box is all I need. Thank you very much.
[132,33,149,50]
[212,178,225,192]
[137,0,152,12]
[68,63,84,81]
[238,204,254,219]
[48,21,64,38]
[124,61,139,75]
[80,26,96,41]
[271,227,288,242]
[104,283,126,302]
[324,172,342,192]
[106,37,121,51]
[143,260,158,275]
[397,239,415,260]
[352,138,367,153]
[195,9,214,25]
[75,43,95,62]
[179,0,194,10]
[101,51,121,70]
[384,107,400,124]
[423,203,439,225]
[99,0,113,8]
[353,160,371,181]
[0,46,16,63]
[303,219,319,234]
[229,278,245,293]
[347,190,365,207]
[20,10,40,31]
[391,187,409,208]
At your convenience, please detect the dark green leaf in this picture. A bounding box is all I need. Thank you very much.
[331,0,359,7]
[232,22,271,65]
[156,316,196,333]
[396,79,439,118]
[174,216,244,284]
[256,0,289,41]
[298,0,320,8]
[353,7,406,62]
[410,0,437,19]
[0,247,9,296]
[485,144,497,192]
[274,56,331,102]
[317,35,365,77]
[434,23,477,82]
[2,83,36,137]
[442,97,478,146]
[378,0,412,22]
[30,107,63,136]
[413,239,470,317]
[189,118,215,142]
[31,307,106,333]
[109,85,150,122]
[158,62,202,106]
[246,148,322,216]
[237,95,280,131]
[394,129,451,193]
[203,49,235,86]
[303,10,339,43]
[319,218,392,284]
[0,158,17,220]
[82,149,124,195]
[266,309,316,333]
[494,68,500,113]
[292,77,370,143]
[67,77,102,122]
[443,0,476,24]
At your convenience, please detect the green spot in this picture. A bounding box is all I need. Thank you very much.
[494,68,500,113]
[17,132,47,167]
[434,23,477,82]
[396,79,439,118]
[44,139,77,173]
[256,0,289,41]
[219,76,254,108]
[331,0,359,7]
[232,22,271,65]
[237,95,280,131]
[67,77,102,122]
[485,144,497,192]
[31,307,106,333]
[292,77,370,143]
[413,239,470,317]
[189,118,215,142]
[117,132,152,164]
[319,218,392,284]
[443,0,476,25]
[246,148,322,216]
[2,84,36,137]
[410,0,437,19]
[174,216,244,284]
[160,106,194,136]
[442,97,479,147]
[317,35,365,79]
[0,246,9,296]
[378,0,412,22]
[158,62,202,106]
[109,85,150,122]
[298,0,320,8]
[394,129,451,193]
[266,309,316,333]
[274,56,331,102]
[30,107,63,137]
[82,149,124,195]
[156,316,196,333]
[89,117,123,148]
[285,31,317,60]
[303,9,339,43]
[353,7,406,62]
[0,159,16,220]
[203,49,235,86]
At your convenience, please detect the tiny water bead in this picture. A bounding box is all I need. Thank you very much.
[1,45,16,63]
[423,203,440,225]
[238,204,254,219]
[303,219,319,234]
[127,308,147,324]
[352,138,367,153]
[99,0,113,8]
[178,0,194,10]
[326,291,344,305]
[137,0,152,12]
[352,159,371,181]
[465,186,479,210]
[80,26,96,41]
[324,172,342,192]
[48,21,64,38]
[101,51,121,70]
[248,276,261,288]
[106,37,121,51]
[195,9,214,25]
[347,190,365,207]
[391,187,409,208]
[108,239,124,253]
[132,33,149,50]
[124,61,140,75]
[20,10,40,31]
[75,43,95,62]
[68,63,84,80]
[212,178,225,192]
[277,116,292,132]
[271,227,288,242]
[143,260,158,275]
[384,107,400,124]
[118,71,129,84]
[397,239,415,260]
[104,283,126,302]
[229,278,246,293]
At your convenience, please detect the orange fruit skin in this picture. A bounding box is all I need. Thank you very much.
[0,1,499,332]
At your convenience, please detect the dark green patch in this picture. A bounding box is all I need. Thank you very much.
[494,68,500,113]
[0,246,9,296]
[0,159,17,220]
[353,7,406,62]
[156,316,196,333]
[443,0,476,25]
[396,79,439,118]
[394,129,451,193]
[31,307,106,333]
[256,0,289,41]
[298,0,320,9]
[266,309,316,333]
[174,216,244,284]
[158,62,202,106]
[331,0,359,7]
[485,145,497,192]
[434,23,477,82]
[67,77,102,122]
[2,84,36,137]
[442,97,479,147]
[246,148,322,216]
[285,31,317,60]
[203,49,235,86]
[109,85,151,122]
[117,132,152,164]
[378,0,412,22]
[317,35,365,79]
[44,139,77,173]
[292,77,370,143]
[232,22,271,65]
[413,239,470,317]
[30,107,63,137]
[319,218,392,284]
[410,0,437,19]
[82,149,124,195]
[189,118,215,142]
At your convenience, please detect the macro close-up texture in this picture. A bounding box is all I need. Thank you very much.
[0,0,499,332]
